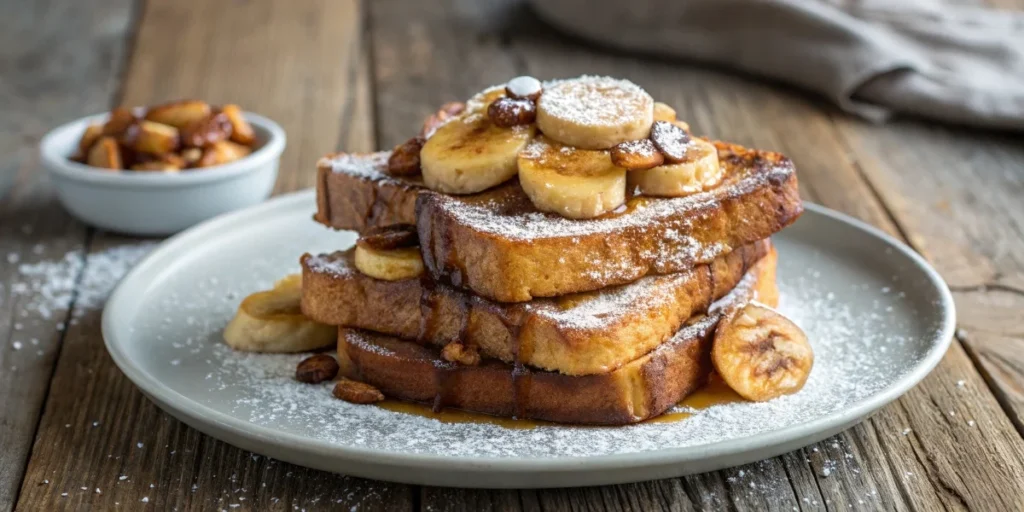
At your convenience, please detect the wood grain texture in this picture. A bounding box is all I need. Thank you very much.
[13,0,404,510]
[0,0,135,508]
[369,0,1024,510]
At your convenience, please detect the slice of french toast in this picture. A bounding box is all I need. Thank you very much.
[302,241,770,375]
[336,247,779,425]
[418,142,800,301]
[314,142,800,302]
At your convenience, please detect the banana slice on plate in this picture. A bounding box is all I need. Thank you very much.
[420,112,536,194]
[223,274,336,353]
[536,76,653,150]
[517,136,627,219]
[712,302,813,402]
[628,125,722,197]
[353,224,425,281]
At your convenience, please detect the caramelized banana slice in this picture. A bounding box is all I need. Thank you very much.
[518,136,626,219]
[712,302,813,402]
[353,225,424,281]
[420,112,535,194]
[223,274,336,353]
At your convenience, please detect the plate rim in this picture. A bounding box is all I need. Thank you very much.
[102,189,956,477]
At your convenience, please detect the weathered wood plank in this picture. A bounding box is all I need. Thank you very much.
[833,117,1024,429]
[370,0,1024,510]
[13,0,410,510]
[0,0,135,509]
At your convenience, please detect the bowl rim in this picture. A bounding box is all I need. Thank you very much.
[39,110,286,189]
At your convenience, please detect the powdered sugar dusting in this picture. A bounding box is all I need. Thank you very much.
[12,243,156,320]
[132,221,946,459]
[319,152,392,181]
[538,76,652,128]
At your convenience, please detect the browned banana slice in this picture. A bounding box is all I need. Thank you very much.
[712,302,813,402]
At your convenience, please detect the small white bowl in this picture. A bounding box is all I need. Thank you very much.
[39,111,286,236]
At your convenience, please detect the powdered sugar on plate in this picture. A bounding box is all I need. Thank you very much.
[122,211,947,460]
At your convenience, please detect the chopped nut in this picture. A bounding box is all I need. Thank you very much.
[102,107,137,138]
[610,139,665,170]
[649,120,691,163]
[180,147,203,167]
[357,224,419,251]
[181,112,233,148]
[221,104,256,146]
[387,136,425,176]
[421,102,466,139]
[487,97,536,128]
[144,100,212,130]
[505,76,542,101]
[86,136,123,170]
[77,123,104,158]
[441,342,481,366]
[332,377,384,404]
[122,120,180,155]
[196,140,251,167]
[295,354,340,383]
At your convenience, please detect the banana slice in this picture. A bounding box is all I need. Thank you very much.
[653,102,677,122]
[420,112,535,194]
[536,76,653,150]
[223,274,336,353]
[517,136,626,219]
[353,224,425,280]
[712,302,813,402]
[628,133,722,197]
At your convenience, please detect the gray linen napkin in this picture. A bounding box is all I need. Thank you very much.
[528,0,1024,130]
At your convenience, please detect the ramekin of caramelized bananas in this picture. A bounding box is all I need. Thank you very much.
[39,101,286,236]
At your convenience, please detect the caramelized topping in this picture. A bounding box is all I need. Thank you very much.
[296,354,340,383]
[649,120,692,163]
[610,139,665,170]
[387,136,425,176]
[333,377,385,404]
[357,224,419,251]
[487,97,537,128]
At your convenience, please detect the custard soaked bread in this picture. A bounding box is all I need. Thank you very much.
[336,247,779,425]
[302,240,769,375]
[418,141,800,302]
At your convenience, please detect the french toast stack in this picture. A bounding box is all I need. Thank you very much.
[297,76,810,425]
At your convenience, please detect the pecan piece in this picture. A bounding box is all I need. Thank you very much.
[610,139,665,170]
[649,120,691,163]
[487,97,536,128]
[441,342,481,366]
[387,136,425,176]
[333,378,385,404]
[357,224,419,251]
[295,354,340,384]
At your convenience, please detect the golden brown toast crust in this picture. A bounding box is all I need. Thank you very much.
[302,241,769,375]
[337,248,779,425]
[418,142,801,301]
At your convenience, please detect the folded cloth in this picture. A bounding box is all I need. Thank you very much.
[528,0,1024,130]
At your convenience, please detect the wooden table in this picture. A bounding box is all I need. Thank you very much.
[3,0,1023,509]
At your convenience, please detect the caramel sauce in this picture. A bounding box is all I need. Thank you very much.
[374,375,744,428]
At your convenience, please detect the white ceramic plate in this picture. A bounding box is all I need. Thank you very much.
[103,189,954,488]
